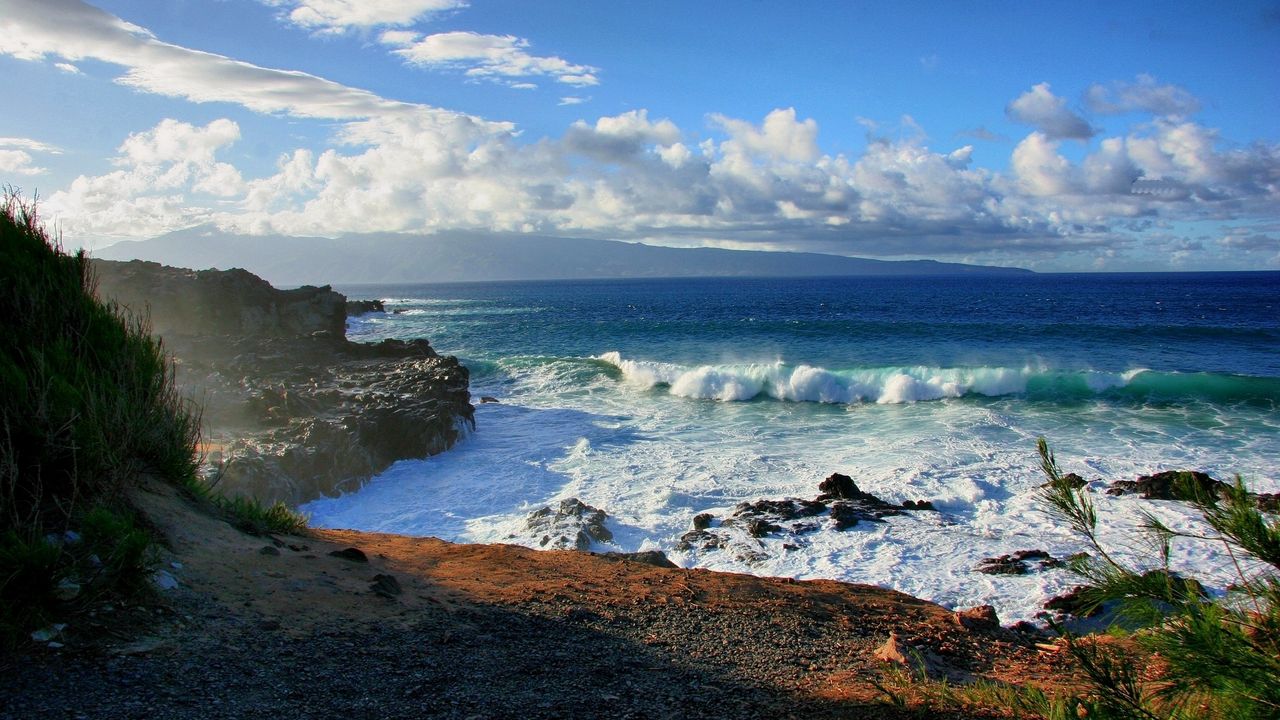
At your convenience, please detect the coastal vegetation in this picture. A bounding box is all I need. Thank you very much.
[0,192,303,644]
[1037,438,1280,719]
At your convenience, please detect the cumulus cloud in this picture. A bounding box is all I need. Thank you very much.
[1085,74,1201,117]
[1006,82,1095,140]
[262,0,467,34]
[6,0,1279,269]
[0,150,45,175]
[0,137,61,175]
[45,119,247,239]
[711,108,820,162]
[382,30,599,87]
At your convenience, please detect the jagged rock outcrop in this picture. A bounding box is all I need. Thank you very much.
[975,550,1068,575]
[346,299,385,316]
[518,498,613,551]
[677,473,937,563]
[1105,469,1280,512]
[92,260,474,506]
[94,259,346,338]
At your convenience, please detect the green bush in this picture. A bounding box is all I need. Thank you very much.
[1037,438,1280,719]
[0,190,200,643]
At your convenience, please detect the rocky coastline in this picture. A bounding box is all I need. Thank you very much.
[93,259,474,507]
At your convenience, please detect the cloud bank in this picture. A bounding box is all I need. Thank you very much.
[2,1,1278,269]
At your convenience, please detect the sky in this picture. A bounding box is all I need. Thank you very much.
[1,0,1277,271]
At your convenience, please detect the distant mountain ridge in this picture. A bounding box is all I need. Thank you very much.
[95,226,1032,286]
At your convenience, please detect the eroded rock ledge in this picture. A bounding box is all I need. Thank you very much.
[93,259,474,506]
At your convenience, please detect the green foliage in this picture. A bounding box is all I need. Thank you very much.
[216,495,309,536]
[873,659,1082,719]
[0,506,157,646]
[0,190,199,642]
[0,190,201,529]
[0,531,64,640]
[1037,438,1280,719]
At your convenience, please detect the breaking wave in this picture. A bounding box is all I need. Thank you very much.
[595,352,1280,405]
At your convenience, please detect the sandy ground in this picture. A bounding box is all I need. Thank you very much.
[0,480,1083,719]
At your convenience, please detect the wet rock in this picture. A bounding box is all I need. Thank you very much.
[479,396,500,403]
[829,503,861,530]
[1106,470,1224,502]
[1043,586,1101,618]
[733,499,827,521]
[329,547,369,563]
[817,473,858,500]
[744,519,781,538]
[524,498,613,551]
[93,260,474,507]
[259,546,281,556]
[345,299,385,317]
[602,551,679,569]
[954,605,1000,631]
[680,473,937,560]
[677,529,726,552]
[975,549,1064,575]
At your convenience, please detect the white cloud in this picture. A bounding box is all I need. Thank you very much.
[1006,82,1095,140]
[0,137,62,154]
[45,119,246,239]
[5,2,1278,269]
[0,137,61,175]
[0,150,45,175]
[1011,132,1078,196]
[559,96,588,106]
[1085,74,1201,117]
[0,0,510,138]
[262,0,466,34]
[711,108,820,163]
[384,31,599,87]
[54,61,81,74]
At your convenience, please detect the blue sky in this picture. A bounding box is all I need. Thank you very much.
[1,0,1277,271]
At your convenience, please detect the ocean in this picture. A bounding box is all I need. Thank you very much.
[302,272,1280,623]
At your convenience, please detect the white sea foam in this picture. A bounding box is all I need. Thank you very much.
[303,350,1280,625]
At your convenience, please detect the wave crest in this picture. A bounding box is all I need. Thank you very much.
[594,352,1278,405]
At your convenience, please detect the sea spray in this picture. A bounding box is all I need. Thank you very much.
[310,274,1280,624]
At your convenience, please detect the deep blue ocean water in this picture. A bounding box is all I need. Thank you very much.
[304,272,1280,622]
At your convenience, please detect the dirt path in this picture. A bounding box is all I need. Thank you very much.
[0,482,1073,719]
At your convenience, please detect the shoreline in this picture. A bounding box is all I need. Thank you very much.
[2,478,1079,718]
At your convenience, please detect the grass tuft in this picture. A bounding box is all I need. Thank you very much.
[0,189,197,644]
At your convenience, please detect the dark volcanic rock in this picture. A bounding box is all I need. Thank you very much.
[328,547,369,563]
[602,550,679,569]
[1041,472,1088,490]
[678,474,938,561]
[345,299,385,316]
[817,473,858,500]
[94,259,345,338]
[523,499,613,551]
[1043,586,1102,618]
[93,259,474,507]
[1106,470,1224,502]
[369,573,402,598]
[975,550,1064,576]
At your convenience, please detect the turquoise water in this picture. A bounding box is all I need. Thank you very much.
[304,273,1280,622]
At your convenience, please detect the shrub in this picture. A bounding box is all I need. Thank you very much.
[1037,438,1280,719]
[0,190,199,643]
